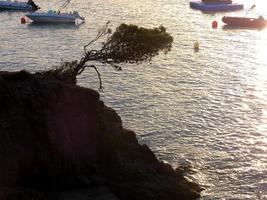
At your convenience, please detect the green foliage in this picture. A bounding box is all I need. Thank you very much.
[56,60,78,72]
[71,23,173,89]
[103,24,173,64]
[33,60,78,84]
[76,23,173,71]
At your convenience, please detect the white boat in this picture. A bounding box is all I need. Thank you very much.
[25,0,84,23]
[0,0,39,11]
[26,10,84,23]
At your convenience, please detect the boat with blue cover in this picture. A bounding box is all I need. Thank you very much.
[0,0,39,11]
[190,1,243,12]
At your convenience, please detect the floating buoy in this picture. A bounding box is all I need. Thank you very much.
[212,20,218,28]
[20,17,26,24]
[193,41,199,50]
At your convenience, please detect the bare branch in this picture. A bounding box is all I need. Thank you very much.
[89,65,103,91]
[83,21,111,54]
[76,64,103,90]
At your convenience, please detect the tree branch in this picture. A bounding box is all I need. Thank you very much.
[83,21,111,54]
[71,23,173,90]
[77,64,103,90]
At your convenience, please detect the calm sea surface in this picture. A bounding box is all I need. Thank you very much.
[1,0,267,199]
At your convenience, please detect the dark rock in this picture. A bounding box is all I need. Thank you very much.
[0,70,202,199]
[56,187,120,200]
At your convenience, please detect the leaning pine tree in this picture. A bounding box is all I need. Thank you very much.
[54,22,173,89]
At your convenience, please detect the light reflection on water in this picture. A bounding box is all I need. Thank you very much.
[1,0,267,199]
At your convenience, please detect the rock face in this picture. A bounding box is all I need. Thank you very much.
[0,70,201,200]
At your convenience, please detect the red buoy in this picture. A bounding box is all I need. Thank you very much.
[20,17,26,24]
[212,20,218,28]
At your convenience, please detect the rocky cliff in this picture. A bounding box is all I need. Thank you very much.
[0,70,201,200]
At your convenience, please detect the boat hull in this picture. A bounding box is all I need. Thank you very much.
[0,1,34,11]
[26,13,77,23]
[222,16,267,28]
[190,1,243,12]
[201,0,232,4]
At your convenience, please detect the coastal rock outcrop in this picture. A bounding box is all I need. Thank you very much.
[0,70,201,200]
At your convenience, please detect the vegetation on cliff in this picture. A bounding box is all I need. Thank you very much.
[51,23,173,89]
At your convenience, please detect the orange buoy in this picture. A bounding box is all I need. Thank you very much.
[20,17,26,24]
[212,20,218,28]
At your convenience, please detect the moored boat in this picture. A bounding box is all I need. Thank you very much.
[222,16,267,28]
[0,0,39,11]
[26,10,84,23]
[25,0,84,24]
[201,0,232,4]
[190,1,243,12]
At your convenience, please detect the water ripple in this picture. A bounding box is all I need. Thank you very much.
[1,0,267,199]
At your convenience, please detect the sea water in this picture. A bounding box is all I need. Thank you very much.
[1,0,267,199]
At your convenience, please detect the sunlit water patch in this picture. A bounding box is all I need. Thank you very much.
[1,0,267,199]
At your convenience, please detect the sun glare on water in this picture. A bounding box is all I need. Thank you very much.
[237,0,267,15]
[255,1,267,14]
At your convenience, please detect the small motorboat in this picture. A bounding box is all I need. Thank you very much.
[26,10,85,23]
[25,0,84,24]
[0,0,39,11]
[201,0,232,4]
[190,1,243,12]
[222,16,267,28]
